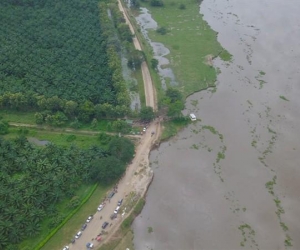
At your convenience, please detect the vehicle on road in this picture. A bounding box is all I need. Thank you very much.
[75,231,82,239]
[117,199,123,206]
[97,203,104,211]
[96,235,102,241]
[86,242,94,249]
[102,221,109,229]
[189,113,197,121]
[107,191,115,199]
[62,246,69,250]
[110,213,117,220]
[114,206,120,214]
[86,215,93,223]
[143,127,146,132]
[81,223,87,231]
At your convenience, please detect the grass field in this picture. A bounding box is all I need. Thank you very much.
[134,0,231,96]
[132,69,146,107]
[0,110,36,124]
[5,127,103,149]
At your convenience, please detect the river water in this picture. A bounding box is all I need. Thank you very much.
[133,0,300,249]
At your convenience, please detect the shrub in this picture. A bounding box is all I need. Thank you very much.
[0,120,9,135]
[179,3,186,9]
[66,134,76,142]
[150,0,164,6]
[156,27,168,35]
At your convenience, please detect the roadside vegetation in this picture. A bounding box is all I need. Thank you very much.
[42,185,109,250]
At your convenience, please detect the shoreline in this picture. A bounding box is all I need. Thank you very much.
[96,119,162,250]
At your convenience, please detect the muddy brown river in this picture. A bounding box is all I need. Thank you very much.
[133,0,300,249]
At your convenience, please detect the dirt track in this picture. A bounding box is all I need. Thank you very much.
[66,121,161,250]
[118,0,156,111]
[58,3,160,250]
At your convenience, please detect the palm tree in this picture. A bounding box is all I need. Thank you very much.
[4,206,18,221]
[0,233,9,249]
[8,226,24,244]
[26,221,41,237]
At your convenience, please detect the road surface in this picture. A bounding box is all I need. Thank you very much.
[66,121,161,250]
[117,0,157,111]
[58,2,160,250]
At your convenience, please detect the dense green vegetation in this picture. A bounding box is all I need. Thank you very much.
[0,136,134,249]
[0,0,131,124]
[0,0,109,103]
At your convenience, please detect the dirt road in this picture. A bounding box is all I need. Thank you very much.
[57,3,160,250]
[9,122,142,140]
[66,121,161,250]
[118,0,157,111]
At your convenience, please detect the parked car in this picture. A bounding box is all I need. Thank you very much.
[81,223,87,231]
[63,246,69,250]
[102,221,109,229]
[86,242,94,249]
[114,206,120,214]
[97,203,104,211]
[117,199,123,206]
[110,213,117,220]
[189,113,197,121]
[107,191,115,199]
[75,231,82,239]
[86,215,93,223]
[70,238,75,244]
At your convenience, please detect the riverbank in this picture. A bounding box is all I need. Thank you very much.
[132,0,231,96]
[97,0,231,248]
[92,119,161,250]
[133,0,300,249]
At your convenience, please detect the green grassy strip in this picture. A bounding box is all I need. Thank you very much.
[5,127,103,149]
[161,118,190,141]
[34,184,98,250]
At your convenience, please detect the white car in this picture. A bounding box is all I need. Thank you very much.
[189,113,196,121]
[97,204,104,211]
[143,127,146,132]
[62,246,69,250]
[75,231,82,239]
[114,206,120,214]
[86,215,93,223]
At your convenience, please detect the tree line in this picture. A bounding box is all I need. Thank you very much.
[0,92,130,125]
[0,135,134,249]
